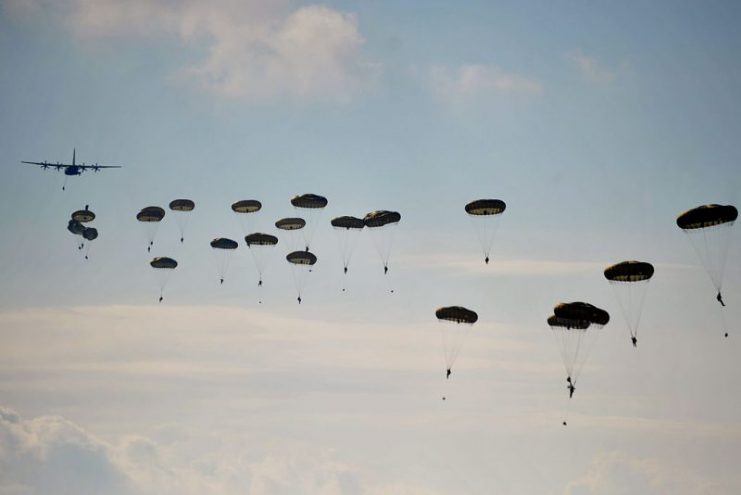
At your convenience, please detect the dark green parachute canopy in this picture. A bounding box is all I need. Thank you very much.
[676,204,738,230]
[287,250,317,265]
[554,302,610,326]
[331,216,365,229]
[465,199,506,216]
[363,210,401,228]
[150,257,178,269]
[291,194,328,209]
[231,200,262,213]
[547,315,591,330]
[275,217,306,230]
[435,306,479,324]
[210,238,238,250]
[137,206,165,222]
[67,219,85,235]
[71,209,95,223]
[82,227,98,241]
[169,199,195,212]
[604,261,655,282]
[245,233,279,246]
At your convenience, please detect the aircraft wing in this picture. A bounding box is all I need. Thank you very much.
[21,161,59,167]
[78,164,122,169]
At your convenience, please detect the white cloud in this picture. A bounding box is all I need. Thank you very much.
[564,451,739,495]
[567,50,617,84]
[430,64,543,100]
[47,0,379,101]
[0,406,453,495]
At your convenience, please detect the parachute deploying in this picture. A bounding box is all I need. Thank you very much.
[435,306,478,380]
[136,206,165,252]
[150,256,177,302]
[69,206,97,258]
[677,204,737,309]
[465,199,506,264]
[244,233,279,294]
[364,210,401,276]
[604,261,654,347]
[330,216,364,286]
[210,237,239,284]
[169,199,195,243]
[548,302,609,399]
[286,250,317,304]
[291,194,328,251]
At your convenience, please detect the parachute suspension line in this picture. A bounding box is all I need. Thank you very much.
[610,280,649,343]
[468,215,501,264]
[686,222,733,304]
[437,320,473,377]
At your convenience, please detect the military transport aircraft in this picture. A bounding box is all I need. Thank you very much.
[22,149,121,189]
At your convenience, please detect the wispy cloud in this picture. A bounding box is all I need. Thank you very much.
[31,0,379,101]
[429,64,543,101]
[567,50,618,84]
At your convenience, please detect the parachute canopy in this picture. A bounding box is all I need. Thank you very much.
[287,251,317,265]
[364,210,401,228]
[245,233,279,246]
[465,199,506,216]
[150,257,177,269]
[169,199,195,212]
[67,219,85,236]
[554,302,610,326]
[71,209,95,223]
[291,194,328,209]
[604,261,654,282]
[547,315,591,330]
[677,204,738,230]
[231,200,262,213]
[210,238,238,250]
[137,206,165,222]
[435,306,479,324]
[275,217,306,230]
[82,227,98,241]
[331,216,365,230]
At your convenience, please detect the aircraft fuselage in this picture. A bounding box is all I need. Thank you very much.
[65,166,82,176]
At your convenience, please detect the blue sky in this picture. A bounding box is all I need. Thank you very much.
[1,1,740,494]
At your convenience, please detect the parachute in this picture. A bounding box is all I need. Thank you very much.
[67,219,87,253]
[549,302,609,395]
[286,250,317,304]
[435,306,478,380]
[169,199,195,243]
[82,227,98,241]
[677,204,737,308]
[136,206,166,252]
[232,200,262,234]
[71,208,95,223]
[291,194,328,250]
[330,216,364,284]
[79,227,98,259]
[67,219,86,236]
[210,237,239,284]
[244,233,279,293]
[604,261,654,347]
[150,256,177,302]
[275,217,306,252]
[363,210,401,275]
[465,199,506,264]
